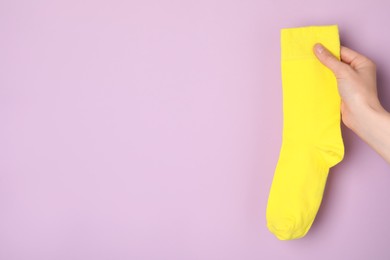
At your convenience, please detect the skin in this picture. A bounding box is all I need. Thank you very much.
[313,43,390,164]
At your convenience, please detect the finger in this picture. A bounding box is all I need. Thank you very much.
[340,46,375,69]
[313,43,347,78]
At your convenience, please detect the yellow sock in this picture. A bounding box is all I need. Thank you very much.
[266,25,344,240]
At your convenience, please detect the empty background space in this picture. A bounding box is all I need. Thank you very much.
[1,0,390,259]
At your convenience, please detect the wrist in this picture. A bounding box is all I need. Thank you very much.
[348,101,388,138]
[343,95,383,130]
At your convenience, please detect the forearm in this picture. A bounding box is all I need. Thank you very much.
[350,104,390,163]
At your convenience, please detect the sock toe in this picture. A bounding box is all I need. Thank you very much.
[267,217,295,240]
[267,217,309,240]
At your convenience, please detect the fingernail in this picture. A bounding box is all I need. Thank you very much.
[314,43,324,54]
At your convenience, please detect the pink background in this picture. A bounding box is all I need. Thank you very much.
[1,0,390,259]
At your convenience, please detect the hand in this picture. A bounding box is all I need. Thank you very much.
[313,43,385,131]
[313,43,390,163]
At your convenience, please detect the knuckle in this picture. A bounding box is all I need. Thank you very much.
[361,57,376,69]
[367,59,376,69]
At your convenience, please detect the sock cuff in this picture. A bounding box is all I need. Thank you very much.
[281,25,340,61]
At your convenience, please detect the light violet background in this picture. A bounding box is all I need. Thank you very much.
[1,0,390,259]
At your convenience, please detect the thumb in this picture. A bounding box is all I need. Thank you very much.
[313,43,347,79]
